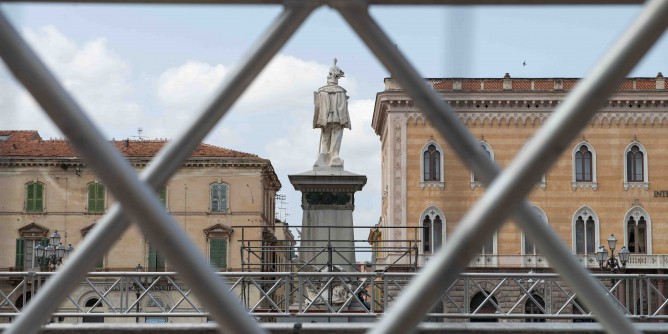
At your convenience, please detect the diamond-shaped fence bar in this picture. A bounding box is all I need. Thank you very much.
[336,0,668,333]
[0,1,667,334]
[0,2,315,333]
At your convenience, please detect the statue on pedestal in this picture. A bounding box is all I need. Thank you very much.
[313,58,350,168]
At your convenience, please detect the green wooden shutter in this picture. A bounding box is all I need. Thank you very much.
[156,249,165,271]
[148,242,165,271]
[210,184,219,212]
[148,242,157,271]
[209,239,228,269]
[220,239,227,269]
[88,183,95,212]
[26,183,34,211]
[15,239,24,270]
[35,183,43,212]
[158,186,167,208]
[220,184,228,212]
[95,183,105,212]
[87,182,105,212]
[209,239,221,268]
[95,257,104,270]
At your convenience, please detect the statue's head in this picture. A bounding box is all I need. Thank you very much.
[327,58,345,85]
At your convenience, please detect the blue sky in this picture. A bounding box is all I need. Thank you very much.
[1,3,667,257]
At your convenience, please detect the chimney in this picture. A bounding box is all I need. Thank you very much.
[657,72,665,90]
[503,73,512,90]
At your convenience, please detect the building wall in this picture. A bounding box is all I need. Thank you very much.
[0,154,286,272]
[372,75,668,270]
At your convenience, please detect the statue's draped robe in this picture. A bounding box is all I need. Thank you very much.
[313,85,350,129]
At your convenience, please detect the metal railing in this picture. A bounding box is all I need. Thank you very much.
[237,225,421,273]
[2,271,668,322]
[1,1,667,333]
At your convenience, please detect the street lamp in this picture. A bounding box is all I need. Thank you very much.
[34,230,73,271]
[595,234,631,272]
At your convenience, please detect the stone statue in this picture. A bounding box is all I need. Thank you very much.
[313,58,350,168]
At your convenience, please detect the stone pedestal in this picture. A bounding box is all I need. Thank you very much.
[289,166,366,272]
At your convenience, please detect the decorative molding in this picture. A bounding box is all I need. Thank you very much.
[420,181,445,190]
[624,182,650,191]
[572,182,598,191]
[392,117,403,241]
[18,222,49,239]
[203,224,233,239]
[304,192,352,206]
[632,198,643,208]
[470,181,484,190]
[393,108,668,129]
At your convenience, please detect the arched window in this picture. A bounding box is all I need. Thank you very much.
[525,294,546,323]
[83,298,104,323]
[25,181,45,213]
[470,291,498,322]
[481,233,494,255]
[572,142,597,189]
[210,183,229,212]
[573,207,599,254]
[87,182,106,213]
[420,207,445,254]
[624,207,651,254]
[423,144,440,181]
[420,141,445,189]
[575,145,592,182]
[471,141,494,188]
[623,142,649,190]
[523,206,548,255]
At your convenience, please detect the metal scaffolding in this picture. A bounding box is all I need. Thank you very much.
[3,271,668,322]
[1,1,667,334]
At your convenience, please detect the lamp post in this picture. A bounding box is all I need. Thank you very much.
[135,263,143,323]
[595,234,631,272]
[34,231,73,271]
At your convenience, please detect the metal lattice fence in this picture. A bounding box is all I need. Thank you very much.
[1,1,667,334]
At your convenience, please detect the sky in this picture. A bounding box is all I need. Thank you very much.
[1,3,667,260]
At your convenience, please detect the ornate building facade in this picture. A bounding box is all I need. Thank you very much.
[369,74,668,320]
[371,74,668,272]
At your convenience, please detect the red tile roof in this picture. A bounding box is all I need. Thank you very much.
[422,73,666,92]
[0,130,257,158]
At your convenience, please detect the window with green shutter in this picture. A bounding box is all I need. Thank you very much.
[209,238,228,269]
[210,183,228,212]
[25,182,44,212]
[158,186,167,208]
[15,239,48,270]
[15,239,24,270]
[88,182,105,213]
[148,241,165,271]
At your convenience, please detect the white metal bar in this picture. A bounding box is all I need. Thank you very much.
[0,0,648,4]
[334,0,668,333]
[0,3,315,333]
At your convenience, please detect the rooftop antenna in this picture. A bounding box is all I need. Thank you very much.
[132,127,144,140]
[275,194,289,222]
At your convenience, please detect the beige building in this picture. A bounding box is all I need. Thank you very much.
[371,74,668,273]
[0,130,293,322]
[369,74,668,320]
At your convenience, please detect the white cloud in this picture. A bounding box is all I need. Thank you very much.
[0,25,143,139]
[0,24,382,258]
[156,60,228,113]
